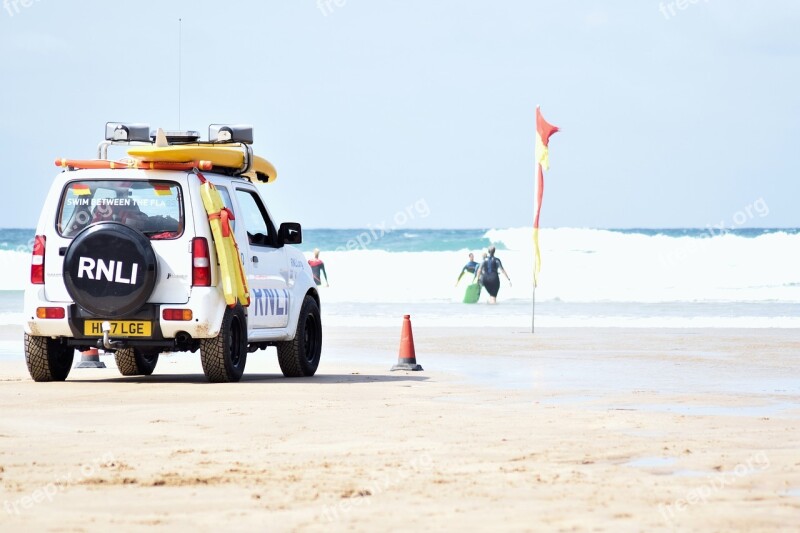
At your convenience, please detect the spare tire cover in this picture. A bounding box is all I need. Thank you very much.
[63,222,158,317]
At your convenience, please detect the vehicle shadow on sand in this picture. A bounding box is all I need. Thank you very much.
[66,373,429,385]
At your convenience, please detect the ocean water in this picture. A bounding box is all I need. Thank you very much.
[3,227,799,328]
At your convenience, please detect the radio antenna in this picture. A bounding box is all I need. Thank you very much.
[178,17,182,130]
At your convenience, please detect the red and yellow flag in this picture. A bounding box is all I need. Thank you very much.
[533,106,559,287]
[153,183,173,196]
[72,183,91,196]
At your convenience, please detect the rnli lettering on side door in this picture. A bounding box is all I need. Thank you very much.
[252,289,290,316]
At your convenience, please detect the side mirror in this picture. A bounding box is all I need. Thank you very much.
[279,222,302,245]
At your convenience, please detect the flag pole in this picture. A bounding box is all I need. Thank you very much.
[532,105,559,335]
[531,180,538,335]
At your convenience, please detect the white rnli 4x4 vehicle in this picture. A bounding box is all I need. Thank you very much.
[24,123,322,383]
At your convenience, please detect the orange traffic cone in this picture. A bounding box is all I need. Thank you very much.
[75,346,106,369]
[391,315,423,371]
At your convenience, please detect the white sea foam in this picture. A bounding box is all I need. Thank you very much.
[3,228,799,331]
[314,227,800,304]
[0,313,24,327]
[321,309,800,329]
[3,229,799,306]
[0,251,30,291]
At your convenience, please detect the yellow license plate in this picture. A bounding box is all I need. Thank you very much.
[84,320,152,337]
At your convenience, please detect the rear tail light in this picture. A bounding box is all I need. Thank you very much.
[36,307,65,319]
[31,235,46,284]
[192,237,211,287]
[163,309,193,321]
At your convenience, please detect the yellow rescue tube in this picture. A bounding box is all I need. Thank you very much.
[128,145,277,183]
[197,173,250,307]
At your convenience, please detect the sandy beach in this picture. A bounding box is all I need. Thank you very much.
[1,325,799,532]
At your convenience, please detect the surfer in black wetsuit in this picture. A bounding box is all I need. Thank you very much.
[308,248,329,287]
[456,253,480,285]
[475,246,511,304]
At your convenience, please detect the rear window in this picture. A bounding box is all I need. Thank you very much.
[58,179,183,239]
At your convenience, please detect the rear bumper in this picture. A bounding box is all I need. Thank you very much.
[23,287,227,345]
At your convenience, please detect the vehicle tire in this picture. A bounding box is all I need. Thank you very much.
[114,348,159,376]
[200,305,247,383]
[62,222,158,318]
[276,295,322,378]
[25,334,74,382]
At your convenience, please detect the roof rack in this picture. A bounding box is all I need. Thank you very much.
[98,122,255,159]
[78,122,275,183]
[98,122,151,159]
[209,124,253,144]
[150,130,202,144]
[106,122,151,142]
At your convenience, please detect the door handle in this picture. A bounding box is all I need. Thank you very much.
[252,256,258,263]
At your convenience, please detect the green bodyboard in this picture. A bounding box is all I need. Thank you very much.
[463,283,481,304]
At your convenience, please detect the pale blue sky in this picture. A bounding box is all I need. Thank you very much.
[1,1,798,229]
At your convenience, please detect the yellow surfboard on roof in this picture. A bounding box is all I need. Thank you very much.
[127,144,277,184]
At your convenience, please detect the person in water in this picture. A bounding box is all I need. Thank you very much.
[455,252,480,286]
[475,245,511,304]
[308,248,329,287]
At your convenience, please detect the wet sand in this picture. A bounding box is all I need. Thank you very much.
[1,325,799,531]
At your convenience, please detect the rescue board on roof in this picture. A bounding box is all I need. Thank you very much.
[127,145,277,184]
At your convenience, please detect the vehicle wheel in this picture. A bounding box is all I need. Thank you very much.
[62,222,158,318]
[25,334,74,382]
[277,295,322,377]
[114,348,159,376]
[200,305,247,383]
